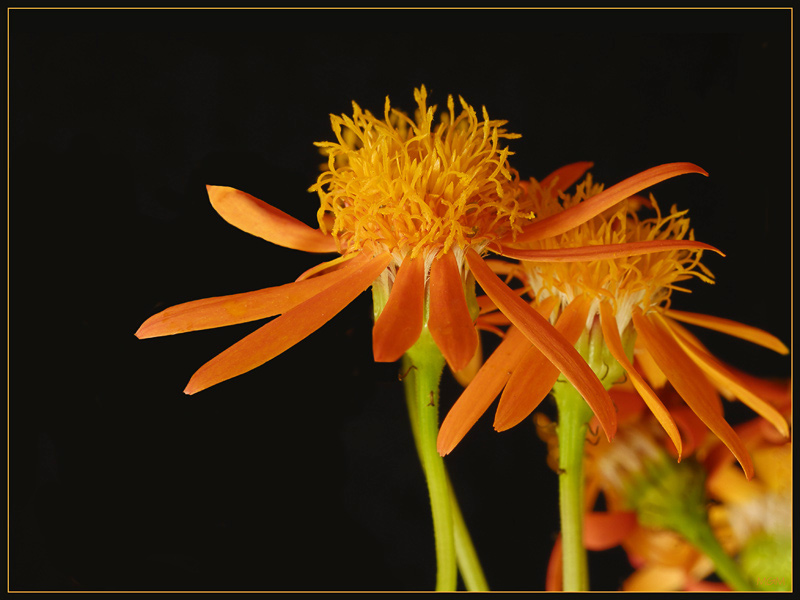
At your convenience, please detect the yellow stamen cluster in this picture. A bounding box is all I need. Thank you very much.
[309,86,533,262]
[520,175,714,331]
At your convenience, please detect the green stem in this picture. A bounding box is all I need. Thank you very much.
[676,511,753,590]
[553,381,594,591]
[448,477,489,591]
[402,332,457,592]
[402,343,488,592]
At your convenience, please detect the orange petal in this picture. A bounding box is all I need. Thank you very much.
[451,336,484,387]
[540,161,594,194]
[633,345,668,390]
[466,248,617,440]
[584,511,638,550]
[493,239,724,262]
[482,258,520,278]
[494,296,590,432]
[476,311,512,327]
[716,367,792,408]
[184,252,391,394]
[428,252,479,372]
[437,327,530,455]
[665,319,790,438]
[632,310,754,479]
[294,252,360,282]
[669,406,711,459]
[475,320,506,339]
[207,185,337,253]
[136,261,360,339]
[664,309,789,355]
[608,388,647,424]
[499,163,708,245]
[372,255,425,362]
[599,302,683,459]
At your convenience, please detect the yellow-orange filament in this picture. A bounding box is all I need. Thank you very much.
[309,86,533,260]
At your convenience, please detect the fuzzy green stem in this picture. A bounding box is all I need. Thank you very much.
[551,321,631,591]
[448,477,490,592]
[682,519,753,591]
[553,381,594,591]
[402,331,457,591]
[403,353,489,591]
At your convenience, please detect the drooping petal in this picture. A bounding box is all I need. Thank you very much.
[664,308,789,355]
[540,161,594,194]
[184,252,392,395]
[494,296,590,432]
[499,163,708,245]
[669,406,711,459]
[599,302,683,459]
[372,254,425,362]
[466,248,617,440]
[715,366,792,408]
[665,318,790,438]
[633,345,668,390]
[632,309,754,479]
[451,336,484,388]
[207,185,337,253]
[493,239,724,262]
[136,259,362,339]
[428,251,479,372]
[437,327,530,456]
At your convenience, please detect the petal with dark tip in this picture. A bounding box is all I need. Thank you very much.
[207,185,337,253]
[183,252,391,395]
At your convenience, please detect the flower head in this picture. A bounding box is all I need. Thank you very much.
[310,86,530,259]
[136,88,710,423]
[437,170,789,478]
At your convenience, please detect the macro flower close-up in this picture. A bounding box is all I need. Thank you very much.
[11,7,790,593]
[135,87,714,434]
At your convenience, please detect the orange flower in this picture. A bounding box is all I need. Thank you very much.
[136,88,710,424]
[542,386,791,591]
[437,173,789,478]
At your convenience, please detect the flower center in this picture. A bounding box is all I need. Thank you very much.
[309,86,533,263]
[520,176,714,332]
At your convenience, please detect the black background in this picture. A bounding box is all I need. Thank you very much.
[10,8,791,592]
